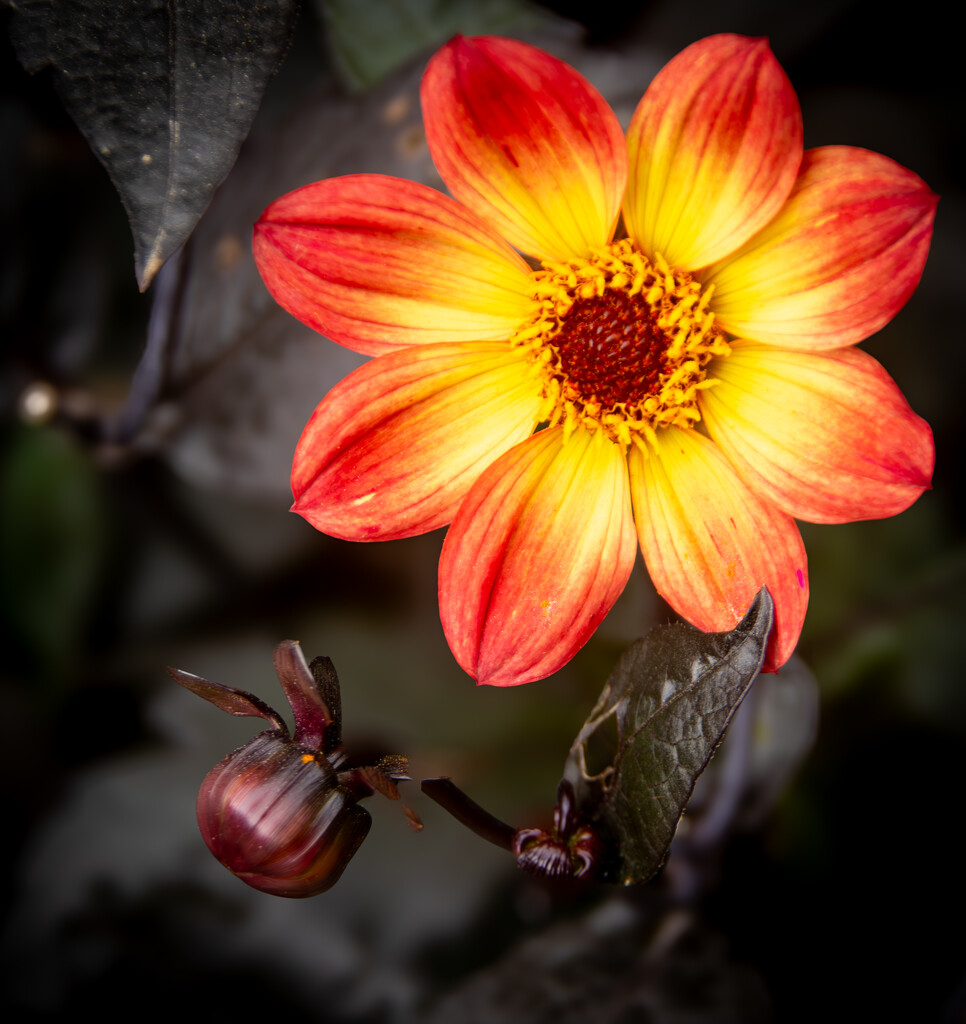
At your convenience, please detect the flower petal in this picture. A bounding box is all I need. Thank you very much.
[629,427,807,671]
[292,343,542,541]
[701,342,934,523]
[703,147,938,349]
[625,34,802,271]
[254,175,535,355]
[421,35,627,262]
[439,427,637,686]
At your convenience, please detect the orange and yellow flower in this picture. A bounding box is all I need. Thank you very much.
[253,34,936,686]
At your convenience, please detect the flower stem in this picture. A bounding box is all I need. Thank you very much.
[420,777,516,851]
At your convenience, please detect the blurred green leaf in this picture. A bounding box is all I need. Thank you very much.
[565,590,773,885]
[317,0,546,90]
[0,426,105,685]
[9,0,300,290]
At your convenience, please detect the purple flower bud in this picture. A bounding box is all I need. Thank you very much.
[169,641,415,898]
[197,732,371,897]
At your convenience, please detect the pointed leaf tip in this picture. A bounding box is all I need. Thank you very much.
[9,0,300,289]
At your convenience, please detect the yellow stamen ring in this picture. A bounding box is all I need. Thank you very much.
[511,239,730,451]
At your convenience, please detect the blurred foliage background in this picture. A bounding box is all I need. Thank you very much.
[1,0,963,1021]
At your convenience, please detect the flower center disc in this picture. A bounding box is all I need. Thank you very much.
[512,240,730,449]
[552,290,668,407]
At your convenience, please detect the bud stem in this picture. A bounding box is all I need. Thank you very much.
[420,777,516,851]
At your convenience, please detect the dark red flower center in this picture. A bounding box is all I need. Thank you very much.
[552,290,669,407]
[510,240,730,446]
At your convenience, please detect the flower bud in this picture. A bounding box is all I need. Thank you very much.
[197,732,371,897]
[169,641,415,898]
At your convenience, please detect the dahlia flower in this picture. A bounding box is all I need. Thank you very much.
[253,34,936,686]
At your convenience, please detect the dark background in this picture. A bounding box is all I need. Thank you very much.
[2,0,963,1020]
